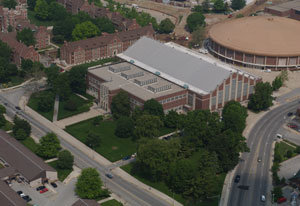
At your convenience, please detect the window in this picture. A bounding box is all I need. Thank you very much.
[224,85,230,102]
[243,83,248,97]
[237,81,242,98]
[231,79,236,100]
[211,96,216,106]
[218,90,223,104]
[188,94,193,106]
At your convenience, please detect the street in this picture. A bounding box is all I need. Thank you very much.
[229,100,300,206]
[0,89,172,206]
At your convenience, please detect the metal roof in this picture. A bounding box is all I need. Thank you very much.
[119,37,232,94]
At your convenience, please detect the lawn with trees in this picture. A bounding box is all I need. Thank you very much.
[101,199,123,206]
[48,160,73,181]
[0,105,13,131]
[120,100,248,205]
[248,82,273,112]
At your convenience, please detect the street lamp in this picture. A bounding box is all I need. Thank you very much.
[272,192,275,204]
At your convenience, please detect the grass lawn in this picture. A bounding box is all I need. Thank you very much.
[57,94,93,120]
[1,76,25,88]
[0,163,4,169]
[48,160,72,182]
[275,141,297,162]
[20,137,39,154]
[65,118,137,162]
[101,199,123,206]
[28,10,54,26]
[27,90,55,121]
[121,163,225,206]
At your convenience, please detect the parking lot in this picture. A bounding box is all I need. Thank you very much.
[11,178,79,206]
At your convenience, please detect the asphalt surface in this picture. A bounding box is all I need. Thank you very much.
[0,89,171,206]
[229,100,300,206]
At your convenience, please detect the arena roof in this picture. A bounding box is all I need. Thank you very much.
[119,37,234,94]
[208,16,300,57]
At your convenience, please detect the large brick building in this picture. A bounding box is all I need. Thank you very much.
[87,37,261,113]
[0,5,27,32]
[60,25,154,65]
[264,0,300,21]
[0,32,39,65]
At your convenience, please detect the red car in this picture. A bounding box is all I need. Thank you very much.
[39,188,48,194]
[277,197,287,204]
[287,123,297,128]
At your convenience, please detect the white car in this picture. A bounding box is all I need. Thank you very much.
[199,49,208,54]
[260,195,266,202]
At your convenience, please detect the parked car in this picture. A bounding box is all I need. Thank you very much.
[122,156,131,161]
[105,173,113,179]
[277,197,287,204]
[276,134,283,139]
[234,175,241,183]
[257,157,262,162]
[17,191,23,196]
[36,186,45,191]
[39,188,48,194]
[22,195,32,202]
[199,49,208,54]
[260,195,266,202]
[50,182,57,188]
[15,106,21,110]
[287,123,297,128]
[288,112,294,116]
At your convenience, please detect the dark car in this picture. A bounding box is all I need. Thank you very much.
[17,191,23,195]
[234,175,241,183]
[36,186,46,191]
[105,173,113,179]
[22,195,32,202]
[15,106,21,110]
[51,182,57,188]
[122,156,131,161]
[288,112,293,116]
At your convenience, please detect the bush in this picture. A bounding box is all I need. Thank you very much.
[15,128,28,140]
[38,92,55,112]
[93,116,103,126]
[296,146,300,154]
[286,150,293,158]
[64,98,78,111]
[57,150,74,170]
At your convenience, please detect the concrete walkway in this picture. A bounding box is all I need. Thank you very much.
[54,104,105,129]
[63,165,81,185]
[53,94,59,122]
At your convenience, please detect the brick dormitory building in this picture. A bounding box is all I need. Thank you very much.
[60,25,154,65]
[87,37,262,113]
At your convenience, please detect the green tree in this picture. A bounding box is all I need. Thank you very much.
[86,131,101,149]
[13,116,31,137]
[53,73,71,100]
[45,66,60,87]
[213,0,225,13]
[115,116,134,138]
[92,17,115,34]
[190,26,206,48]
[68,65,87,94]
[48,2,68,21]
[131,106,143,123]
[158,18,175,34]
[21,59,33,74]
[248,82,273,112]
[202,0,210,13]
[15,128,27,141]
[231,0,246,10]
[272,186,283,200]
[137,139,180,181]
[57,150,74,170]
[143,99,164,118]
[0,104,6,114]
[76,168,108,199]
[34,0,49,20]
[2,0,17,9]
[0,114,6,128]
[272,76,283,91]
[72,21,100,41]
[17,28,36,46]
[28,0,36,10]
[222,101,247,134]
[192,5,203,13]
[134,115,163,139]
[111,91,131,119]
[53,16,76,41]
[186,12,206,32]
[7,25,13,32]
[64,98,78,111]
[0,40,12,60]
[38,92,55,112]
[36,133,61,159]
[164,110,180,128]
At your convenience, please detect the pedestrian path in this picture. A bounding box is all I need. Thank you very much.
[52,95,59,122]
[54,104,105,129]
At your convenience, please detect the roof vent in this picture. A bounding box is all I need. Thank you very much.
[183,84,189,89]
[155,71,160,76]
[130,60,135,63]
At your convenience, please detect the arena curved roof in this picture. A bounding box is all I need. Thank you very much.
[208,16,300,57]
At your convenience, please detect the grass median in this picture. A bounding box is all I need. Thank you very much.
[48,160,72,182]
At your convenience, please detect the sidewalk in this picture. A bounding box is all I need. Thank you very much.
[53,95,59,122]
[53,104,105,129]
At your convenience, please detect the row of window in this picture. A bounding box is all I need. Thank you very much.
[130,98,142,107]
[159,94,187,105]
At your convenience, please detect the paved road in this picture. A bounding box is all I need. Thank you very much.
[0,93,171,206]
[229,100,300,206]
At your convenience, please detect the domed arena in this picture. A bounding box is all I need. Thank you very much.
[208,16,300,70]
